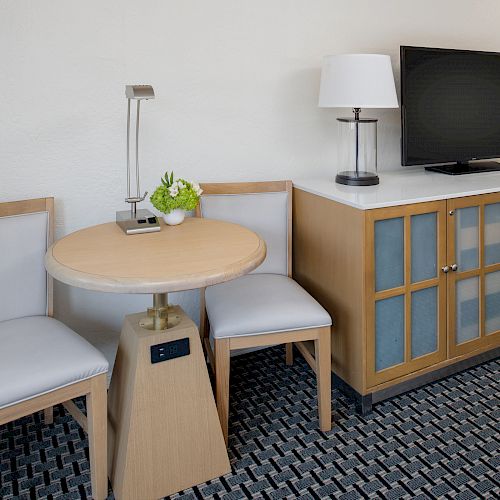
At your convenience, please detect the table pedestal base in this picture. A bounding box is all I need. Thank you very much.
[107,306,230,500]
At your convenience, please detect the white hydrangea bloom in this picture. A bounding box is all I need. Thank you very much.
[192,182,203,196]
[168,185,179,197]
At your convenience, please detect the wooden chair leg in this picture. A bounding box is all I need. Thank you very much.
[199,288,213,368]
[285,343,294,366]
[314,328,332,432]
[44,406,53,425]
[199,288,208,341]
[86,373,108,500]
[214,338,231,446]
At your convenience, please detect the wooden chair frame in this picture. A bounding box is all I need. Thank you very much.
[0,198,108,500]
[196,181,332,443]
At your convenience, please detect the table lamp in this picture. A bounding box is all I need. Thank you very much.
[116,85,161,234]
[319,54,399,186]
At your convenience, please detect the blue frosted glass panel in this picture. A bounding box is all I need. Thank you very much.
[411,287,438,359]
[486,271,500,335]
[411,213,437,283]
[375,295,405,371]
[456,277,480,344]
[375,218,404,292]
[485,203,500,266]
[456,207,479,272]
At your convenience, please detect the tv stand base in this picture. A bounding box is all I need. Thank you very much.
[425,160,500,175]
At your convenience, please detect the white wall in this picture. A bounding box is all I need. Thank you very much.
[2,0,499,334]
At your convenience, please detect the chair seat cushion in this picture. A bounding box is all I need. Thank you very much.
[0,316,109,409]
[205,274,332,339]
[78,330,120,387]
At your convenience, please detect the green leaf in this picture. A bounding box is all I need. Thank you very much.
[162,171,170,187]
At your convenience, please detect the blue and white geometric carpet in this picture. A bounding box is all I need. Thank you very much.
[1,347,499,499]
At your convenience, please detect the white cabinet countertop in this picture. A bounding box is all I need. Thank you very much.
[293,167,500,210]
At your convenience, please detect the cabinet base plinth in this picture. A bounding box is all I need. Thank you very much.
[107,307,230,500]
[296,340,500,416]
[370,346,500,406]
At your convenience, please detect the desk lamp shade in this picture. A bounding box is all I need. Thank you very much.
[319,54,398,186]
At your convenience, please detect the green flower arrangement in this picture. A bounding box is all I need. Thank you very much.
[150,171,203,214]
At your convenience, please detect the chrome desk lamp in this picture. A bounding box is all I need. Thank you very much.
[116,85,161,234]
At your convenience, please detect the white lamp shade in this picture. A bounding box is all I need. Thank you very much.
[319,54,399,109]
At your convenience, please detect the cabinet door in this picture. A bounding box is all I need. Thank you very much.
[448,193,500,357]
[366,201,447,387]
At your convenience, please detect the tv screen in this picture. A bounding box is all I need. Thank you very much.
[401,46,500,166]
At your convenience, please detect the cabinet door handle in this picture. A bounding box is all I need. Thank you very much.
[442,265,450,273]
[451,263,458,272]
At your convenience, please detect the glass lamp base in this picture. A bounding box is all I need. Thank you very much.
[335,171,379,186]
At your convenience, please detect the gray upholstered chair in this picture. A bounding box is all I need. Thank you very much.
[0,198,109,500]
[197,181,332,444]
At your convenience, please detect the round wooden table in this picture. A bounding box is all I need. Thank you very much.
[45,216,266,329]
[44,217,266,499]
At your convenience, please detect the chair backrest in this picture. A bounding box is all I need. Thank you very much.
[197,181,292,276]
[0,198,54,322]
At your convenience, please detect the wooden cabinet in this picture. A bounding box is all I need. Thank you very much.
[293,186,500,412]
[447,193,500,358]
[365,201,448,387]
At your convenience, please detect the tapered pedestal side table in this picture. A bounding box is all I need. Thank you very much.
[45,217,266,500]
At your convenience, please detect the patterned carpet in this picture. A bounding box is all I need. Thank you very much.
[0,347,499,499]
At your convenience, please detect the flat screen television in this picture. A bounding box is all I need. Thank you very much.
[401,46,500,174]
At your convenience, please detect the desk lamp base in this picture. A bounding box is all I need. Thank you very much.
[116,208,161,235]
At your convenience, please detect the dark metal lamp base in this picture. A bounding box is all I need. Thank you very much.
[335,171,379,186]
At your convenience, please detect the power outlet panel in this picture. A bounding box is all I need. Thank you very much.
[151,338,190,364]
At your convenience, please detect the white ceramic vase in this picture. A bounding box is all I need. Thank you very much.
[163,209,185,226]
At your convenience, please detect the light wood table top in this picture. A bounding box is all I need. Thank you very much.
[45,217,266,293]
